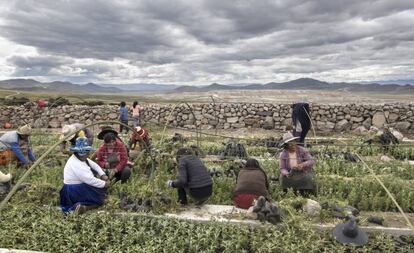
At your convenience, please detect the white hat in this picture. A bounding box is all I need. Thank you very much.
[17,124,32,136]
[282,132,299,145]
[0,171,12,183]
[135,126,142,132]
[60,124,77,140]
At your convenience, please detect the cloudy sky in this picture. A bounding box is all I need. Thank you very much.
[0,0,414,85]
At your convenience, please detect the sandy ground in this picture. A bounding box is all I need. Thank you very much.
[153,89,414,104]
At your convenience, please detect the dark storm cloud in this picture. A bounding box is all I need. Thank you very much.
[0,0,413,83]
[7,55,73,76]
[0,0,187,62]
[7,55,73,69]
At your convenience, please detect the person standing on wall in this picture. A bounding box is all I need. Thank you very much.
[119,101,129,134]
[292,102,311,146]
[130,101,143,128]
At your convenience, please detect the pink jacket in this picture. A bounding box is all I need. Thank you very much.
[279,146,315,176]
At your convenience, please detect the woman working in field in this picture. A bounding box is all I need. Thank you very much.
[232,158,269,209]
[279,132,315,196]
[59,123,94,154]
[60,134,109,214]
[96,132,131,184]
[0,124,35,168]
[166,147,213,206]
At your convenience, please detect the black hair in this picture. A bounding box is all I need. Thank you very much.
[245,158,261,170]
[120,101,126,107]
[103,132,116,143]
[133,101,138,108]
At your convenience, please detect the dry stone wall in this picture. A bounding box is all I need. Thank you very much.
[1,103,413,133]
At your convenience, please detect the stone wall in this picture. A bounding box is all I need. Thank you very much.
[1,103,413,132]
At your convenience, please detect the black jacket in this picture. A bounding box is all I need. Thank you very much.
[173,155,213,189]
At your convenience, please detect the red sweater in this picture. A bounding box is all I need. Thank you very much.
[96,139,128,172]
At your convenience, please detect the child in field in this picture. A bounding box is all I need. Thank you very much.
[130,101,143,127]
[119,101,129,134]
[129,126,152,151]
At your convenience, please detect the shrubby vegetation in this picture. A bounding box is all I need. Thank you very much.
[1,131,414,252]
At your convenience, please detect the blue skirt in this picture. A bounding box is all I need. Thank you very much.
[60,183,106,213]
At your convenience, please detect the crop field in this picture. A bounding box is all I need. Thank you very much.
[1,127,414,252]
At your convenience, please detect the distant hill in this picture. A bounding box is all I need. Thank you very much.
[171,78,414,93]
[98,83,179,91]
[0,79,122,93]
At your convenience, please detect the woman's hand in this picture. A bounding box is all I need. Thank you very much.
[296,163,304,170]
[108,169,116,179]
[100,175,109,181]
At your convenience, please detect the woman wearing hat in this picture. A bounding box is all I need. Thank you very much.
[128,126,151,151]
[0,170,13,200]
[0,124,35,167]
[60,136,109,214]
[96,132,131,183]
[279,132,315,196]
[59,123,94,154]
[233,158,269,209]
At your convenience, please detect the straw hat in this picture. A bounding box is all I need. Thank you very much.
[17,124,32,136]
[60,124,77,140]
[281,132,299,145]
[333,217,368,246]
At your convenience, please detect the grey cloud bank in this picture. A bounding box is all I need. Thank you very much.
[0,0,413,84]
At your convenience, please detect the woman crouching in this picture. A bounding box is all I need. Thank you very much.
[60,136,109,214]
[233,158,269,209]
[279,132,315,197]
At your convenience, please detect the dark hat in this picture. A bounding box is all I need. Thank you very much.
[333,217,368,246]
[97,126,119,140]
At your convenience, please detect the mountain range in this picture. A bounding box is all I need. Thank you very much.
[173,78,414,93]
[0,78,413,94]
[0,79,122,93]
